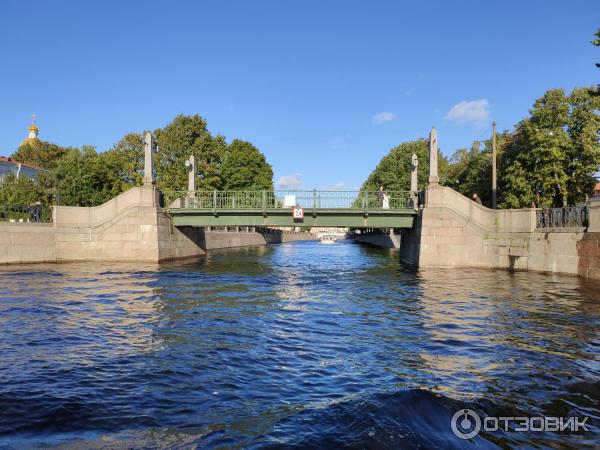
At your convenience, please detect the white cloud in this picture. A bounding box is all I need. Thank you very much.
[277,174,302,189]
[445,99,490,124]
[330,181,345,191]
[372,112,396,125]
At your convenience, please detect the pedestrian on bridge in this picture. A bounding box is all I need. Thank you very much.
[472,193,482,205]
[379,185,390,209]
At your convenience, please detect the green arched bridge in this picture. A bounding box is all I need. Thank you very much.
[165,190,418,228]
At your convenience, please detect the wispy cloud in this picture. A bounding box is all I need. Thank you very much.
[277,174,302,189]
[404,88,414,97]
[372,112,396,125]
[445,99,490,124]
[329,181,345,191]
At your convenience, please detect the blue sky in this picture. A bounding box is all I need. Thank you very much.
[1,0,597,189]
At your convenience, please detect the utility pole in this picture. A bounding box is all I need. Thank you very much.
[492,121,497,209]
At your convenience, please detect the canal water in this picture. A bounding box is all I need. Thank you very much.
[0,240,598,449]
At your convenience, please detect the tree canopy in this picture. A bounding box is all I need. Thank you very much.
[432,87,599,209]
[0,171,54,207]
[11,141,70,170]
[359,87,598,209]
[154,114,226,192]
[0,113,274,207]
[53,146,122,207]
[499,87,600,208]
[220,140,273,191]
[445,132,512,207]
[359,139,448,193]
[103,133,145,192]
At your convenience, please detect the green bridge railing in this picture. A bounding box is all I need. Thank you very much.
[163,190,414,210]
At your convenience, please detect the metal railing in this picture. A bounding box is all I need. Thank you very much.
[163,190,413,210]
[0,205,53,223]
[536,206,588,229]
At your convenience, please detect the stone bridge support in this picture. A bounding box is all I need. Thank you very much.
[398,126,600,280]
[52,185,205,262]
[0,185,309,265]
[400,186,600,280]
[48,186,315,263]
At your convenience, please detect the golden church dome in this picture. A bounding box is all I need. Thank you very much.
[20,115,41,147]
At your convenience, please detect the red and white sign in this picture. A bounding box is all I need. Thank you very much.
[292,207,304,220]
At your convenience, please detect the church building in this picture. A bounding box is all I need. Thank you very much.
[0,117,43,183]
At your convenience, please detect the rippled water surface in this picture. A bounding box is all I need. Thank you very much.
[0,241,598,449]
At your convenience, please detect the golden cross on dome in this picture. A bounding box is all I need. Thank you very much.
[32,113,36,124]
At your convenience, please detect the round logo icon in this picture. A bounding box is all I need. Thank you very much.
[451,409,481,440]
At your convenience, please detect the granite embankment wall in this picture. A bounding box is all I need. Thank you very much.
[400,186,600,280]
[0,223,57,264]
[0,186,314,265]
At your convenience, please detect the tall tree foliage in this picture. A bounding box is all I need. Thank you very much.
[565,87,600,201]
[220,140,273,191]
[445,132,512,207]
[1,114,274,207]
[446,141,492,205]
[104,133,145,191]
[11,141,70,170]
[154,114,226,192]
[499,88,599,208]
[359,139,448,193]
[54,146,121,207]
[0,172,54,206]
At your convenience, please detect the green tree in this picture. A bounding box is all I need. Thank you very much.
[499,88,599,208]
[446,132,513,207]
[0,172,52,206]
[104,133,145,192]
[11,141,70,170]
[154,114,226,192]
[54,146,120,206]
[359,139,448,193]
[500,160,533,208]
[566,87,600,201]
[446,141,492,205]
[220,139,273,191]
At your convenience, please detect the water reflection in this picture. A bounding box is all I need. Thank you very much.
[0,241,598,448]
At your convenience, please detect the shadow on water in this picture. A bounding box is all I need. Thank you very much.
[0,240,598,448]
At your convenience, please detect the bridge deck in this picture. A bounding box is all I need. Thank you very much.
[165,190,418,228]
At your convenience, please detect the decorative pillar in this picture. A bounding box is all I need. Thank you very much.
[410,153,419,207]
[428,127,439,186]
[185,154,196,196]
[588,197,600,232]
[143,132,156,185]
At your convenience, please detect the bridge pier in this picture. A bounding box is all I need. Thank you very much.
[399,185,600,279]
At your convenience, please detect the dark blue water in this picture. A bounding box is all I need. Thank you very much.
[0,241,598,449]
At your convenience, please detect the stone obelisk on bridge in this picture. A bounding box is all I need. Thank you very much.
[143,132,156,185]
[428,127,439,186]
